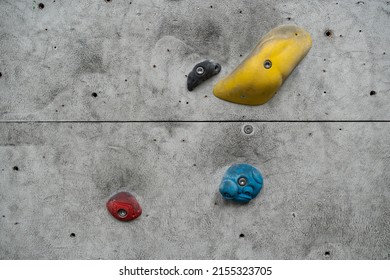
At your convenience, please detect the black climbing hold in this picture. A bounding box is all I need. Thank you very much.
[187,60,221,91]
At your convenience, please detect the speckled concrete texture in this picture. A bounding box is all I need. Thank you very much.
[0,0,389,260]
[0,123,389,259]
[0,0,389,120]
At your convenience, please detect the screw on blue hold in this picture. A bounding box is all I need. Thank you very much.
[219,164,263,203]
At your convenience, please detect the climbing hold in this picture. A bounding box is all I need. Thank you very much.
[213,25,312,105]
[219,164,263,203]
[187,60,221,91]
[106,192,142,221]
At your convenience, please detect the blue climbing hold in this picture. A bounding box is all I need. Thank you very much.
[219,164,263,203]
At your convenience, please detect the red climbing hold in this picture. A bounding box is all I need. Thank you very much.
[106,192,142,221]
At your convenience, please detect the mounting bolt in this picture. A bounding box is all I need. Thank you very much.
[196,66,205,75]
[264,60,272,69]
[117,209,128,218]
[238,177,247,186]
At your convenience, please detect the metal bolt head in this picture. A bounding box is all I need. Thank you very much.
[117,209,128,218]
[264,60,272,69]
[238,177,247,186]
[243,124,254,134]
[196,66,205,75]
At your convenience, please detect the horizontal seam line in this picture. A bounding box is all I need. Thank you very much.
[0,120,389,123]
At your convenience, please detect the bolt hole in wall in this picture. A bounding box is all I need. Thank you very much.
[370,90,376,96]
[38,3,44,9]
[324,30,333,37]
[325,251,330,256]
[92,92,98,97]
[243,125,254,135]
[70,233,76,238]
[239,234,245,238]
[13,166,19,171]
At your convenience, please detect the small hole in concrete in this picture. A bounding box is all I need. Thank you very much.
[92,92,98,97]
[193,163,197,166]
[383,52,386,55]
[13,166,19,171]
[167,49,170,52]
[204,95,208,98]
[181,139,185,142]
[325,251,330,256]
[295,33,298,36]
[14,222,19,225]
[185,75,187,78]
[70,233,76,237]
[239,10,242,14]
[2,215,5,218]
[210,5,213,8]
[239,233,245,238]
[323,69,326,72]
[38,3,45,9]
[0,72,2,77]
[339,34,343,37]
[125,79,127,82]
[287,17,291,20]
[339,128,342,131]
[54,46,57,49]
[186,102,189,104]
[105,0,111,2]
[45,28,48,31]
[325,30,333,37]
[359,30,362,33]
[292,213,296,218]
[61,104,64,107]
[309,133,313,136]
[370,90,376,96]
[153,139,157,142]
[324,91,327,94]
[239,54,243,57]
[324,58,327,61]
[153,65,156,68]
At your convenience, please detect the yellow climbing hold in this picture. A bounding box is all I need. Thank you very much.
[213,25,312,105]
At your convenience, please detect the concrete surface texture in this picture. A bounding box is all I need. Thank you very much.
[0,0,389,259]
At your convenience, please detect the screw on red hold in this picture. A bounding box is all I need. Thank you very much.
[106,192,142,221]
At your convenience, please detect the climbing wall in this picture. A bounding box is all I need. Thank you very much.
[0,0,389,259]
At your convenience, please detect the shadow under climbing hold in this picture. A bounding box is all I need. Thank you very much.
[187,60,221,91]
[213,25,312,105]
[219,164,263,203]
[106,192,142,221]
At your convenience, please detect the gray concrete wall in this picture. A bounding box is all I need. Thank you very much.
[0,0,389,259]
